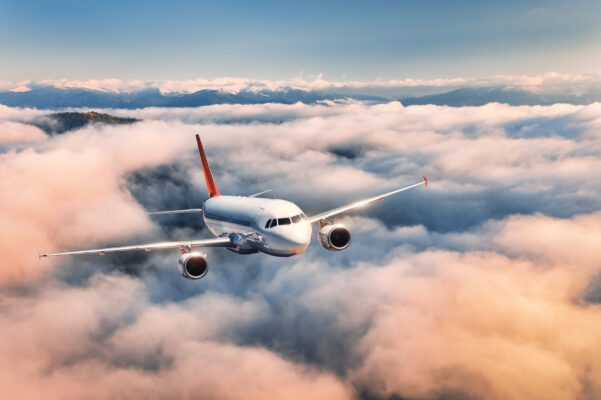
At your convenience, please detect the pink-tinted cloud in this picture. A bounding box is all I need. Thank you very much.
[0,122,47,144]
[296,214,601,400]
[0,276,352,400]
[0,122,196,284]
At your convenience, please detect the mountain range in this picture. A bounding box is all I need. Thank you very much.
[1,86,599,109]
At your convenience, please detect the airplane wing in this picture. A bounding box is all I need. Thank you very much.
[147,208,203,215]
[249,189,272,198]
[40,237,231,258]
[307,176,428,224]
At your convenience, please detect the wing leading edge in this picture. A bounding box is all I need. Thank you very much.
[40,237,232,258]
[147,208,203,215]
[307,176,428,224]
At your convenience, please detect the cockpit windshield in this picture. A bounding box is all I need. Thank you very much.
[265,213,306,229]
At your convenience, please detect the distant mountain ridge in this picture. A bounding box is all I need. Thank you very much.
[1,85,599,109]
[399,86,599,106]
[0,87,382,109]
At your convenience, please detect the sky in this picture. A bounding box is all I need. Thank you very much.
[1,0,600,81]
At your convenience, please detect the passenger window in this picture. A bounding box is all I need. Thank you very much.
[265,219,272,229]
[291,215,301,223]
[278,217,291,225]
[270,219,277,228]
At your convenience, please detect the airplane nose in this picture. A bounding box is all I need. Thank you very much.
[288,222,312,247]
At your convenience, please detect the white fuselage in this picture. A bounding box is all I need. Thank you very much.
[203,196,312,256]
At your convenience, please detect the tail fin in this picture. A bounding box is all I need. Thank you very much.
[195,135,220,198]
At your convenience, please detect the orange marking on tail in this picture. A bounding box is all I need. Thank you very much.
[196,135,220,198]
[423,176,428,186]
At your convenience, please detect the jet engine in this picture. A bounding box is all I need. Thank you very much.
[178,252,209,280]
[317,224,351,251]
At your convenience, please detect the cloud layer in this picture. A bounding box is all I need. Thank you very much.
[1,100,601,399]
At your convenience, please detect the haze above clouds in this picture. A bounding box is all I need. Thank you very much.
[2,99,601,399]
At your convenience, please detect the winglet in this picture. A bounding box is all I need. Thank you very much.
[423,176,428,187]
[195,135,220,198]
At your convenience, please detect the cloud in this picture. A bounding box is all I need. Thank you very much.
[1,99,601,399]
[0,275,352,400]
[0,122,199,284]
[351,217,601,400]
[0,121,47,144]
[113,101,601,231]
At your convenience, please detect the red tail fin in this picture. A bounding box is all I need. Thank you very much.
[195,135,220,198]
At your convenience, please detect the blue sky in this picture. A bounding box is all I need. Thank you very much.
[1,0,600,81]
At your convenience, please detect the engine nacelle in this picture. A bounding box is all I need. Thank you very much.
[317,224,351,251]
[178,252,209,280]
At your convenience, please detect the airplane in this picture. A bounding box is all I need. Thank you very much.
[40,135,428,280]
